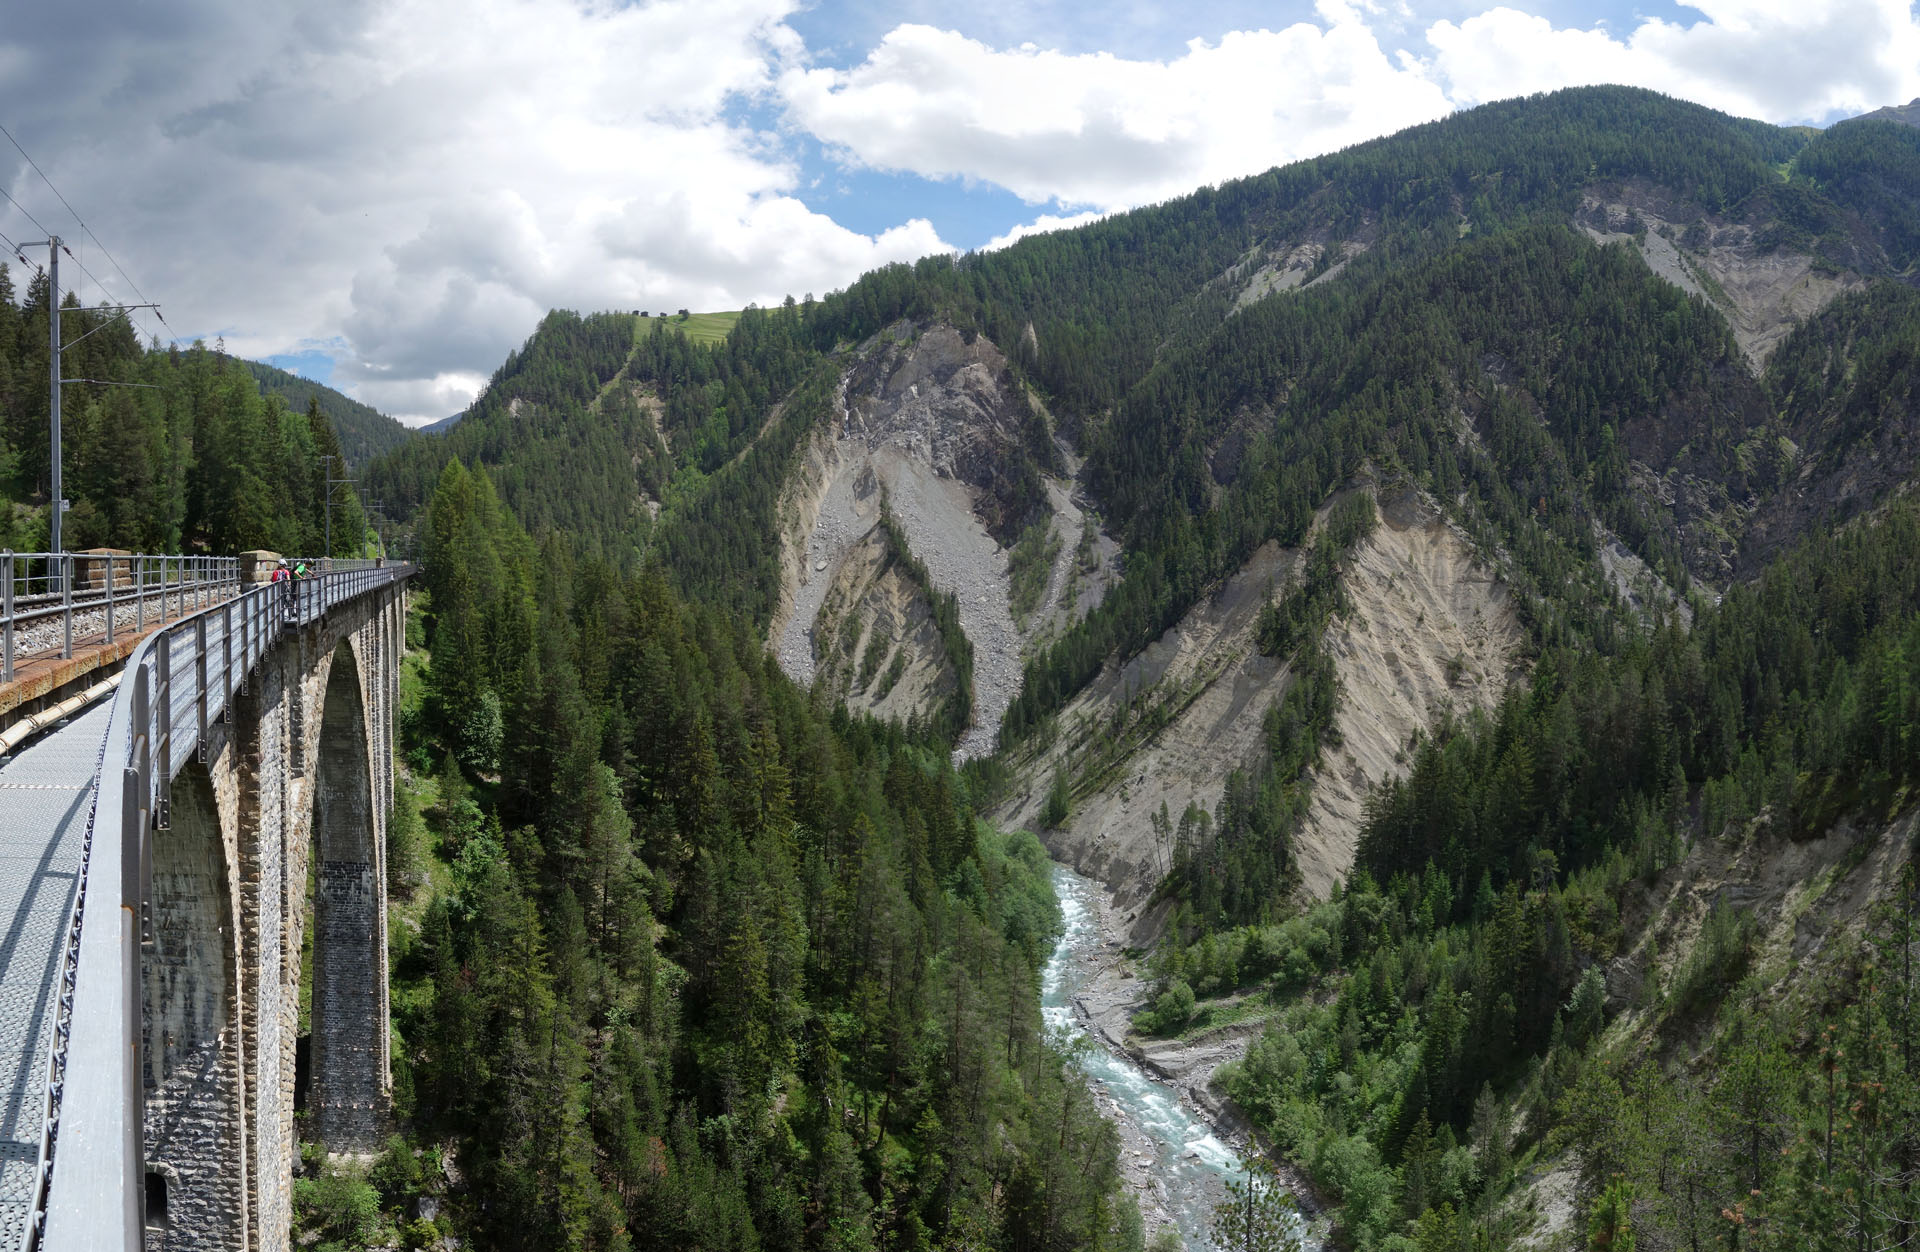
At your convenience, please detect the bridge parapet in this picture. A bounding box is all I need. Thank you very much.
[20,559,413,1252]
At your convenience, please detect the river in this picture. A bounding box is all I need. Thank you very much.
[1041,863,1248,1247]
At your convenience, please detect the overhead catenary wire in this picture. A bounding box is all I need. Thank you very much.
[0,123,147,313]
[0,180,54,243]
[0,125,176,347]
[0,224,40,273]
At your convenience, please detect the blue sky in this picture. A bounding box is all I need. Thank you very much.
[4,0,1914,421]
[788,0,1697,66]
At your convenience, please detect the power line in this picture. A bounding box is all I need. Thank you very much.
[0,180,53,240]
[57,240,120,313]
[152,307,182,352]
[0,225,40,272]
[0,125,164,342]
[0,126,184,349]
[0,123,148,311]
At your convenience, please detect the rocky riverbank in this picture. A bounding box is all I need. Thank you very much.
[1045,866,1324,1249]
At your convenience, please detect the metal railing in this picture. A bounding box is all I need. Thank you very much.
[24,558,412,1252]
[1,554,243,684]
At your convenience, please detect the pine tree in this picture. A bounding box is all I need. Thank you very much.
[1210,1162,1302,1252]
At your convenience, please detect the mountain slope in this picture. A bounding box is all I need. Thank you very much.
[1856,95,1920,127]
[243,359,415,469]
[372,87,1920,1248]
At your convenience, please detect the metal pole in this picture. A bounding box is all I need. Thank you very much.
[323,454,333,560]
[48,236,62,564]
[2,551,12,684]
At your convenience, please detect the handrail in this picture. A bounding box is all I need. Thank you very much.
[26,560,414,1252]
[0,554,244,683]
[0,554,383,685]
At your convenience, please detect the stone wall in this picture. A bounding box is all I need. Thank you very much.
[141,759,246,1251]
[234,649,293,1248]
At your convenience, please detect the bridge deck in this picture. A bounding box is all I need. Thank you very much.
[0,703,109,1248]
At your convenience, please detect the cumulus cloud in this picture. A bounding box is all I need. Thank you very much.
[0,0,950,421]
[782,1,1920,212]
[2,0,1914,423]
[1425,0,1920,121]
[982,211,1112,252]
[780,8,1454,210]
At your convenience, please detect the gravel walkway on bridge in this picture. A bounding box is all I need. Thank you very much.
[0,701,110,1247]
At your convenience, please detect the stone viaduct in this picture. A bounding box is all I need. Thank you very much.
[0,557,413,1252]
[141,576,405,1250]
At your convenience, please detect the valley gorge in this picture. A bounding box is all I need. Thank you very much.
[324,85,1920,1251]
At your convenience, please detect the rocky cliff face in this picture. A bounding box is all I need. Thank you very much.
[808,515,960,726]
[768,322,1119,757]
[1296,488,1523,897]
[990,484,1523,937]
[1575,182,1869,371]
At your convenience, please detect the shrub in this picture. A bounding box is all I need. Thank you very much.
[1042,766,1072,827]
[1138,978,1195,1036]
[294,1170,383,1247]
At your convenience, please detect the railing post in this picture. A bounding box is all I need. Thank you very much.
[195,616,209,762]
[155,632,172,827]
[2,550,12,684]
[105,554,116,645]
[60,554,72,659]
[222,601,233,716]
[239,590,250,695]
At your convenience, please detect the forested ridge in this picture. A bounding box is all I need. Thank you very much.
[358,86,1919,750]
[322,458,1139,1252]
[311,85,1920,1251]
[0,265,370,554]
[241,358,416,471]
[1135,495,1920,1249]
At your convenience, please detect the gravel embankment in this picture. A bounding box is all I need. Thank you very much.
[6,588,240,667]
[772,446,866,688]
